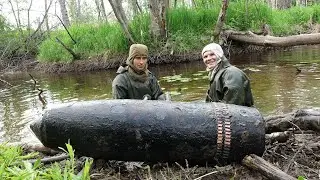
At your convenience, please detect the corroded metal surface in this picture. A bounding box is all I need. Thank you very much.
[30,99,265,165]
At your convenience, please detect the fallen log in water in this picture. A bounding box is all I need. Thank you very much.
[224,30,320,47]
[30,100,265,165]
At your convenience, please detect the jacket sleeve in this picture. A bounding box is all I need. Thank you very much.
[112,74,128,99]
[221,70,246,105]
[149,74,165,100]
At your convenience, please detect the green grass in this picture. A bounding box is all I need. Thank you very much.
[33,1,320,63]
[227,1,273,31]
[37,23,128,63]
[0,142,92,179]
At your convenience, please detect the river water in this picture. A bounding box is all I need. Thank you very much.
[0,45,319,144]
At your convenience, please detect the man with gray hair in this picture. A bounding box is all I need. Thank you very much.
[112,44,165,100]
[202,43,254,107]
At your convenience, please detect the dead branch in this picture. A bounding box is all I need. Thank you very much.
[28,153,69,164]
[265,108,320,133]
[55,37,80,60]
[56,15,77,44]
[29,0,54,40]
[23,144,60,155]
[253,24,273,36]
[29,73,47,108]
[8,142,59,155]
[242,154,296,180]
[284,145,305,173]
[0,78,13,87]
[193,171,219,180]
[265,131,291,143]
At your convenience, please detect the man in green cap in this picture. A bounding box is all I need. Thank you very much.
[112,44,165,100]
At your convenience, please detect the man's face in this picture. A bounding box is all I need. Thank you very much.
[133,55,148,71]
[202,50,218,69]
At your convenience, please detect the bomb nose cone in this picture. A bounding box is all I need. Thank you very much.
[29,119,43,142]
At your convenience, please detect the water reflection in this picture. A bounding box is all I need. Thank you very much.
[0,45,320,143]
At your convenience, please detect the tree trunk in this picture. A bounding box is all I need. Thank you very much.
[213,0,229,42]
[76,0,81,21]
[68,0,76,23]
[100,0,109,23]
[191,0,197,7]
[44,0,50,36]
[95,0,108,22]
[94,0,101,20]
[31,0,53,39]
[265,0,276,8]
[224,30,320,47]
[266,0,292,9]
[8,0,21,31]
[108,0,135,43]
[277,0,292,9]
[27,0,33,35]
[58,0,70,27]
[130,0,139,17]
[149,0,169,40]
[296,0,307,6]
[15,0,21,29]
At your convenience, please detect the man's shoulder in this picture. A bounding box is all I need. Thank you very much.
[223,66,248,79]
[113,72,128,85]
[226,65,243,73]
[147,71,159,81]
[116,65,128,74]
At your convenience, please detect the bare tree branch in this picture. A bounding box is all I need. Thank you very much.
[108,0,135,43]
[7,0,22,33]
[56,15,77,44]
[213,0,229,42]
[55,37,80,60]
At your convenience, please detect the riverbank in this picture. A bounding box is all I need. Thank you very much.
[10,44,284,74]
[33,50,203,73]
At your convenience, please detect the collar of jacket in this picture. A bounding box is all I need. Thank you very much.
[116,65,129,74]
[208,56,231,81]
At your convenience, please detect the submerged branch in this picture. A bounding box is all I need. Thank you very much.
[29,73,47,108]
